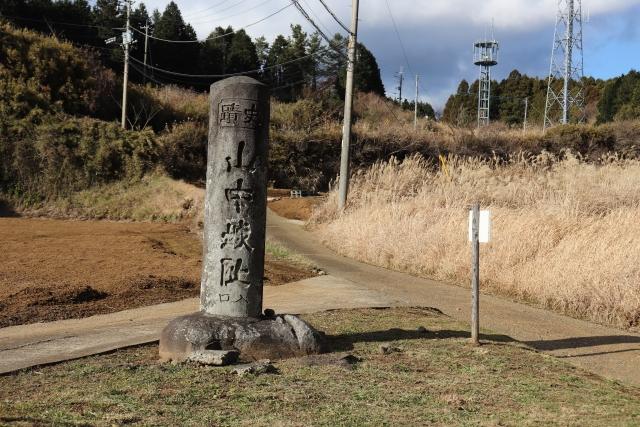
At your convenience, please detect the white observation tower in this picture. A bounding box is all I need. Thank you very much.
[473,37,499,128]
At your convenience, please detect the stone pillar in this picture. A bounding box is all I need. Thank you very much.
[159,77,326,364]
[201,76,270,319]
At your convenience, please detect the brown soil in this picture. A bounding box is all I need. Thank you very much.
[268,197,325,221]
[0,218,312,328]
[267,188,293,198]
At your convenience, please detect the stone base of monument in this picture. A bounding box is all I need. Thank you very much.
[159,311,328,363]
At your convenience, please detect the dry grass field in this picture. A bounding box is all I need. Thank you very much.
[311,153,640,330]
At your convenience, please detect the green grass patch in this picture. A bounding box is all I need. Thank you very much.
[1,307,639,426]
[265,239,314,268]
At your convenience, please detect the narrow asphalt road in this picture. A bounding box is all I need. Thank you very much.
[267,210,640,386]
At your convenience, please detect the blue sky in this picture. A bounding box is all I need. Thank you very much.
[133,0,640,109]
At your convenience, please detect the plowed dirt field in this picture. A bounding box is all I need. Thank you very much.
[0,218,311,327]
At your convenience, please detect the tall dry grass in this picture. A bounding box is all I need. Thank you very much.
[311,153,640,330]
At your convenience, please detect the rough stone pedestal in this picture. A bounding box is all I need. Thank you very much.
[159,312,327,363]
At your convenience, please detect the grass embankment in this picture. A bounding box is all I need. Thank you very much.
[2,307,639,426]
[312,154,640,331]
[11,174,204,222]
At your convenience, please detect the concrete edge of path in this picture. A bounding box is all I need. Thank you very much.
[0,274,403,375]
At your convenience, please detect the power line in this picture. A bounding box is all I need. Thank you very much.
[130,2,294,43]
[299,0,335,36]
[382,0,429,96]
[1,14,115,31]
[189,0,276,26]
[316,0,351,34]
[185,0,248,23]
[181,0,232,18]
[130,41,345,79]
[291,0,347,58]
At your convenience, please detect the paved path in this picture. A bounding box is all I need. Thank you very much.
[2,210,639,387]
[0,274,399,374]
[267,212,640,386]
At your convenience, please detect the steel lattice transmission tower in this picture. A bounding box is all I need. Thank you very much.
[544,0,585,130]
[473,38,499,128]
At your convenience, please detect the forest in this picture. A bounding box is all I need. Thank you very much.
[0,0,386,102]
[442,69,640,126]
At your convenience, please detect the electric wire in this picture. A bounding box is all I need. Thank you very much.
[1,14,115,31]
[382,0,429,98]
[130,2,294,43]
[291,0,347,58]
[181,0,232,18]
[299,0,335,36]
[189,0,276,26]
[130,40,345,79]
[316,0,350,34]
[185,0,247,23]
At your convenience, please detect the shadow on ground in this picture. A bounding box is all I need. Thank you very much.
[326,325,640,357]
[0,200,19,217]
[328,328,514,351]
[525,335,640,358]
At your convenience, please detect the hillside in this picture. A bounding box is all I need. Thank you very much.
[2,22,640,219]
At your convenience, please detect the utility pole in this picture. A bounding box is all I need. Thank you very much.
[470,203,480,346]
[337,0,359,211]
[414,74,419,129]
[523,97,529,135]
[396,67,404,103]
[142,20,150,83]
[121,0,132,130]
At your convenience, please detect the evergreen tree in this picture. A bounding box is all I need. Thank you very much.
[152,1,198,76]
[226,29,258,74]
[266,35,295,101]
[199,26,233,75]
[353,43,384,96]
[254,36,269,71]
[92,0,123,69]
[331,38,385,98]
[129,2,150,80]
[307,32,322,91]
[597,71,640,122]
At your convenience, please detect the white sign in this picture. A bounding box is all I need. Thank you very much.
[468,210,491,243]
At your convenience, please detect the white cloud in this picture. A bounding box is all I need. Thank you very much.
[131,0,640,108]
[361,0,640,31]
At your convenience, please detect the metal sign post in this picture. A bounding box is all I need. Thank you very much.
[469,204,490,345]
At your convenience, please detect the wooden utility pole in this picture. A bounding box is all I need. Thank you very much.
[470,203,480,346]
[337,0,359,211]
[142,20,150,82]
[121,0,132,129]
[396,66,404,103]
[414,74,419,129]
[523,97,529,135]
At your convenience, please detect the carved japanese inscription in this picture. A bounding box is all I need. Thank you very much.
[218,99,261,129]
[201,77,270,318]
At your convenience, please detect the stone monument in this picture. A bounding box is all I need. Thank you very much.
[159,76,326,363]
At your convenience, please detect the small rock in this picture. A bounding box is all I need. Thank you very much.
[187,350,239,366]
[233,360,278,376]
[379,343,404,355]
[337,354,362,370]
[417,326,428,333]
[263,308,276,318]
